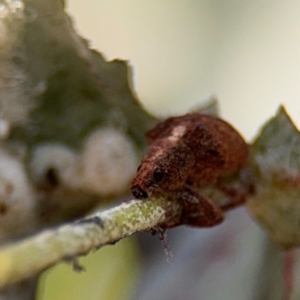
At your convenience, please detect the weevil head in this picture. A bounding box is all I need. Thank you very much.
[131,139,195,199]
[131,161,166,199]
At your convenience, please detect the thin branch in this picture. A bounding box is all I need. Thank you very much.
[0,197,182,289]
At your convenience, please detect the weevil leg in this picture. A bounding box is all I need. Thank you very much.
[216,168,256,211]
[177,186,224,228]
[216,183,248,211]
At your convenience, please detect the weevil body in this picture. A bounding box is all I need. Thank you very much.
[131,113,250,228]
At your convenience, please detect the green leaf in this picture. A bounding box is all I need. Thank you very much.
[247,106,300,248]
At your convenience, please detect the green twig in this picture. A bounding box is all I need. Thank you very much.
[0,197,181,289]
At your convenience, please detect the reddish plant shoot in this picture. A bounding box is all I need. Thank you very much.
[131,113,250,228]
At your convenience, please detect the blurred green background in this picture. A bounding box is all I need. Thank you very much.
[37,236,140,300]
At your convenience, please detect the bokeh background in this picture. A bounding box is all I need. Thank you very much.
[68,0,300,140]
[38,1,300,299]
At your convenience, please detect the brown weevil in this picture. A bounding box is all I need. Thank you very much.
[131,113,250,228]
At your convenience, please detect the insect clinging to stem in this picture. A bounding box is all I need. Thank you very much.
[131,112,252,228]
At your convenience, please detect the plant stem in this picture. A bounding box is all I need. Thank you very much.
[0,197,181,289]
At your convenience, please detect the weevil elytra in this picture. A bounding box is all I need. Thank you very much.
[131,113,250,228]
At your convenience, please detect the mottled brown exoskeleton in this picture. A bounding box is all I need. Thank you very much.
[131,113,250,228]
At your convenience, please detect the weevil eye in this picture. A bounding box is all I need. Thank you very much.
[153,167,164,183]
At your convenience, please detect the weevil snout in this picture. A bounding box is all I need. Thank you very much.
[131,185,148,199]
